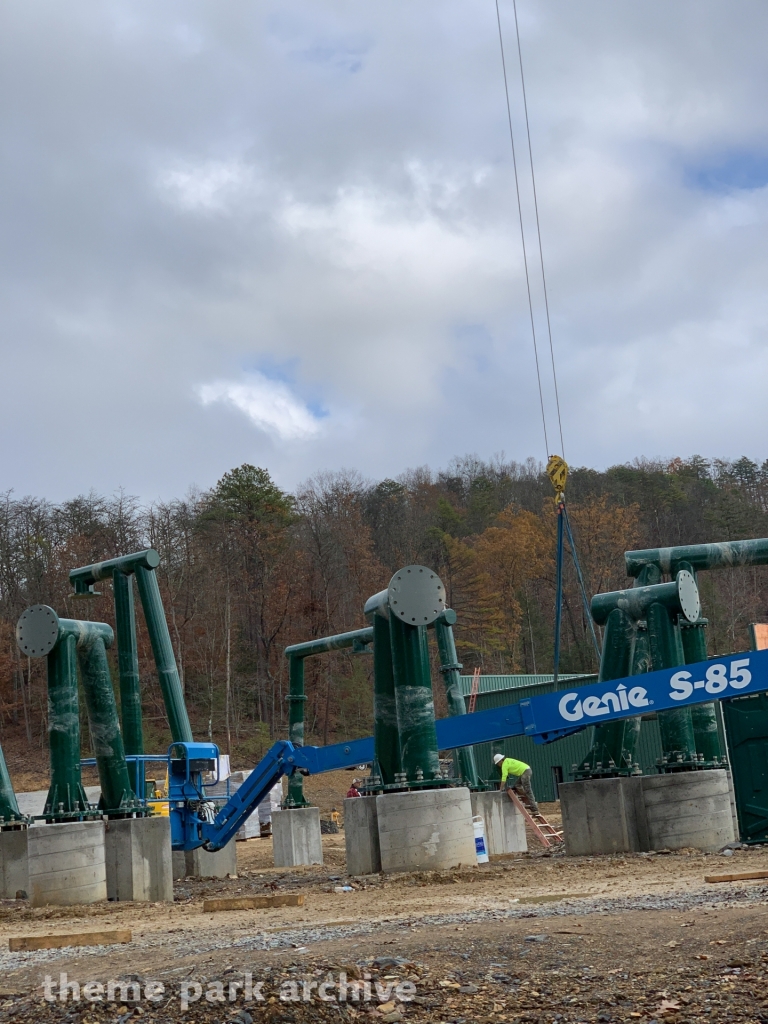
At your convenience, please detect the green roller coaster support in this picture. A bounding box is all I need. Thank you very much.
[575,608,639,778]
[0,742,23,826]
[647,602,698,770]
[626,538,768,578]
[434,611,479,787]
[45,634,91,820]
[134,564,193,744]
[285,655,309,808]
[389,616,440,783]
[113,570,144,794]
[70,550,193,746]
[76,629,141,815]
[373,614,401,787]
[283,627,374,806]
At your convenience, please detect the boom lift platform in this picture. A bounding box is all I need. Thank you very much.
[169,644,767,851]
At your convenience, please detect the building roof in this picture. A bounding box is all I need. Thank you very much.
[458,672,597,697]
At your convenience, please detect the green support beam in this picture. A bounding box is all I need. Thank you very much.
[45,634,90,819]
[113,570,144,794]
[0,742,24,826]
[134,564,193,744]
[434,611,479,787]
[647,602,698,770]
[70,549,193,746]
[285,656,309,808]
[283,627,374,807]
[372,613,401,787]
[389,616,441,783]
[626,538,768,578]
[76,629,140,815]
[575,608,640,778]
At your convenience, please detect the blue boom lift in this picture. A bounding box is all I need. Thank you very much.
[171,644,766,851]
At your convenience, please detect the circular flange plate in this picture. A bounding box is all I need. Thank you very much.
[387,566,446,625]
[676,570,701,624]
[16,605,60,658]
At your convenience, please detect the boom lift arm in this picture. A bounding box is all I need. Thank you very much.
[173,645,768,850]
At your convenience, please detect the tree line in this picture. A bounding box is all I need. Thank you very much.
[2,454,768,767]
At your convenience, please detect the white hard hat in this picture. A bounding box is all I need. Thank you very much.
[493,753,504,765]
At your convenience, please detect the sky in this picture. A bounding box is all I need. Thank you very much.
[2,1,768,502]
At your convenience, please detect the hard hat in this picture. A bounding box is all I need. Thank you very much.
[493,753,504,765]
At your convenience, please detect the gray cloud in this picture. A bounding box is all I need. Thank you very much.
[1,1,767,501]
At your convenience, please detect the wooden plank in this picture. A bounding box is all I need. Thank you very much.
[202,894,304,913]
[271,894,304,908]
[9,929,131,952]
[704,870,768,883]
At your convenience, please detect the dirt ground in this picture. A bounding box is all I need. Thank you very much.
[0,770,767,1023]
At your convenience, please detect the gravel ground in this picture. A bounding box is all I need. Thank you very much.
[0,875,766,1022]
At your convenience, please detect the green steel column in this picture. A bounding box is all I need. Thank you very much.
[576,608,637,777]
[0,742,22,824]
[681,621,723,764]
[434,614,479,787]
[674,558,722,765]
[134,564,193,743]
[77,633,137,814]
[373,614,401,786]
[45,634,90,818]
[389,616,440,782]
[113,570,144,794]
[286,655,308,808]
[648,602,697,769]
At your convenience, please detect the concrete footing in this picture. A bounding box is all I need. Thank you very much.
[172,840,238,880]
[344,796,381,875]
[0,830,30,898]
[643,771,735,852]
[470,791,527,855]
[105,817,173,902]
[376,787,476,873]
[560,769,736,856]
[272,807,323,867]
[28,821,107,907]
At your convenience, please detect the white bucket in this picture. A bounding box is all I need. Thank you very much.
[473,815,489,864]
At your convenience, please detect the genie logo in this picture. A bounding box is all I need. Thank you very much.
[558,683,651,722]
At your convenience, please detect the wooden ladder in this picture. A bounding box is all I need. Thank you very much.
[506,790,564,849]
[467,666,481,714]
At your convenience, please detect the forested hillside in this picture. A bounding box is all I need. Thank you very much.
[2,454,767,768]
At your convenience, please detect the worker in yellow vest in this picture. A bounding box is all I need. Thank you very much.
[493,753,540,814]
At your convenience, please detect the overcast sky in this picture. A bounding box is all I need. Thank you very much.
[2,1,767,501]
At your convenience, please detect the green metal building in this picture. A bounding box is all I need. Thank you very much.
[457,673,714,804]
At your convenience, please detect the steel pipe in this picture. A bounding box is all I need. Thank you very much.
[77,633,138,814]
[69,549,160,594]
[591,572,700,626]
[389,617,441,782]
[626,538,768,578]
[135,565,193,743]
[114,570,144,794]
[434,611,479,787]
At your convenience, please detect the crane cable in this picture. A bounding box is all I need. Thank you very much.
[496,3,601,671]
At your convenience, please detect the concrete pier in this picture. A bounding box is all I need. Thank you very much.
[172,840,237,880]
[272,807,323,867]
[643,771,735,852]
[28,820,107,907]
[560,776,648,856]
[0,830,29,898]
[470,791,527,855]
[560,769,735,856]
[376,787,476,873]
[105,817,173,901]
[344,796,381,875]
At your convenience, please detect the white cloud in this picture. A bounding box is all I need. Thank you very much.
[197,373,324,442]
[158,160,254,212]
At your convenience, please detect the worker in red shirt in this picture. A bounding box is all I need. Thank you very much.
[346,779,362,798]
